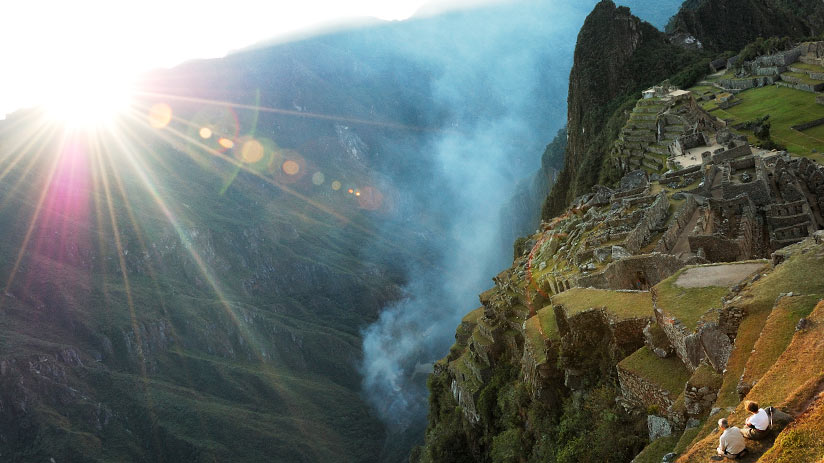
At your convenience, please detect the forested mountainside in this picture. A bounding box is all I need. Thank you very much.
[668,0,824,52]
[420,0,824,461]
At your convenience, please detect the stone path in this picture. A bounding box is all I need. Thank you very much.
[675,262,766,288]
[671,208,702,257]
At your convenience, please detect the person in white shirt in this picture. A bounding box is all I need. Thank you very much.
[716,418,747,459]
[742,400,770,440]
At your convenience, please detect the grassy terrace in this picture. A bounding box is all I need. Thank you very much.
[676,241,824,461]
[523,306,560,365]
[619,346,691,397]
[653,268,730,332]
[791,61,824,72]
[782,71,824,85]
[678,300,824,462]
[523,304,560,359]
[551,288,654,320]
[759,381,824,462]
[740,294,821,388]
[698,85,824,162]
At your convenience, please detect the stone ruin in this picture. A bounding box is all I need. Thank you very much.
[713,41,824,94]
[444,63,824,437]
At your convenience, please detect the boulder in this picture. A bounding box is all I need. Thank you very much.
[612,245,632,260]
[768,407,794,433]
[587,185,614,207]
[619,170,649,191]
[648,415,673,441]
[594,247,612,263]
[699,323,733,373]
[643,321,674,358]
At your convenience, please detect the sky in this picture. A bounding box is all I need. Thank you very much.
[0,0,494,119]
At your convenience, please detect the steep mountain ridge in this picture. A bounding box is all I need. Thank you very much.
[542,0,706,219]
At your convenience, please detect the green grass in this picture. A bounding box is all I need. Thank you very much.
[782,71,824,86]
[674,426,701,454]
[523,316,547,364]
[462,307,484,324]
[654,269,729,332]
[552,288,654,320]
[632,434,679,463]
[741,294,821,387]
[619,347,691,396]
[689,363,723,390]
[706,85,824,158]
[449,352,483,392]
[791,62,824,73]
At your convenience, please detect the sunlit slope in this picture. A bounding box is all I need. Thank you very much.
[0,115,406,461]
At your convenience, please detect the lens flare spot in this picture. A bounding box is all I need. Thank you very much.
[241,139,264,163]
[218,137,234,149]
[331,180,342,191]
[282,160,300,176]
[148,103,172,128]
[199,127,213,139]
[311,172,325,185]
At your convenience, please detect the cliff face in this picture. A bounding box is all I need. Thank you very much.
[542,1,703,219]
[669,0,824,52]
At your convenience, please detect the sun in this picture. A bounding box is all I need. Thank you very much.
[42,67,135,129]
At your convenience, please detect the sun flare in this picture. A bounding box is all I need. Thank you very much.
[41,69,135,129]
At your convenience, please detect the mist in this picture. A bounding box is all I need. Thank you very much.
[356,0,684,453]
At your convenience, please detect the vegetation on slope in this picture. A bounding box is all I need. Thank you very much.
[552,288,653,320]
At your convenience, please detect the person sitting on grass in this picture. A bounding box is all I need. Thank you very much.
[716,418,747,460]
[742,400,770,440]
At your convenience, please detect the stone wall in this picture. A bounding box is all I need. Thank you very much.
[777,79,824,93]
[798,41,824,64]
[718,75,777,91]
[625,192,669,253]
[688,234,743,262]
[610,315,654,357]
[675,133,707,154]
[577,253,685,291]
[663,164,701,180]
[790,117,824,132]
[617,364,678,416]
[520,337,562,402]
[612,184,649,200]
[722,176,772,206]
[754,47,802,67]
[728,155,756,171]
[653,303,704,372]
[656,195,699,253]
[711,143,752,164]
[771,222,815,248]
